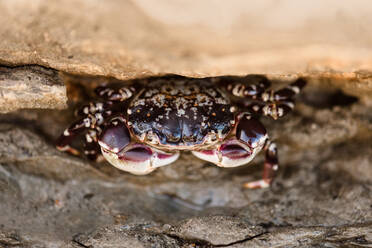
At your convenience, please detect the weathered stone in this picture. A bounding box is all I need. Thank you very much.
[0,65,67,113]
[171,216,265,246]
[232,224,372,247]
[0,229,23,247]
[0,124,104,181]
[72,225,180,248]
[1,0,372,80]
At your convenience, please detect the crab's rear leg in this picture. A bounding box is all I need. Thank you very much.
[75,102,114,117]
[57,84,138,160]
[83,129,102,160]
[56,115,96,155]
[226,77,306,120]
[247,78,306,119]
[95,85,136,102]
[245,100,295,120]
[56,102,113,157]
[243,140,278,189]
[224,74,271,98]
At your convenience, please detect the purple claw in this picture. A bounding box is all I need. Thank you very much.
[236,114,267,148]
[220,143,251,159]
[99,117,131,153]
[120,146,153,162]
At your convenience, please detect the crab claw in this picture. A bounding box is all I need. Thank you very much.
[235,114,267,149]
[192,114,267,168]
[101,144,180,175]
[98,116,131,153]
[98,117,179,175]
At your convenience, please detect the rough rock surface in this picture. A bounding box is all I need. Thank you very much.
[0,65,67,113]
[1,0,372,79]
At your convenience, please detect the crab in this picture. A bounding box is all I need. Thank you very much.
[57,75,306,188]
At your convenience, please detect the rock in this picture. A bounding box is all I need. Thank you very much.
[232,224,372,247]
[0,229,23,247]
[0,65,67,113]
[306,72,372,106]
[170,216,265,246]
[1,1,372,80]
[72,225,180,248]
[0,124,104,181]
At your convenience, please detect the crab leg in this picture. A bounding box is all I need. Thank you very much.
[226,77,306,119]
[83,129,101,160]
[271,78,307,101]
[224,74,271,98]
[245,100,295,120]
[56,102,114,157]
[249,78,306,119]
[244,140,278,189]
[56,115,97,155]
[57,82,138,159]
[75,101,114,117]
[95,85,136,102]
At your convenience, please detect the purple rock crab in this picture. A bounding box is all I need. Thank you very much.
[57,75,306,188]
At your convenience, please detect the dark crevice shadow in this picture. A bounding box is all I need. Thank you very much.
[302,89,358,109]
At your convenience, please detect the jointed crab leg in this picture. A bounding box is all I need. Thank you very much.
[224,74,271,98]
[57,85,138,159]
[226,77,306,119]
[270,78,307,101]
[75,101,114,117]
[83,129,102,160]
[244,140,278,189]
[95,85,136,102]
[56,114,97,155]
[56,102,115,158]
[245,100,296,120]
[247,78,306,119]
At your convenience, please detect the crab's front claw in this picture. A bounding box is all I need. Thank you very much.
[101,144,180,175]
[192,140,254,168]
[192,114,278,189]
[192,114,268,168]
[235,114,268,149]
[98,117,179,175]
[98,116,131,153]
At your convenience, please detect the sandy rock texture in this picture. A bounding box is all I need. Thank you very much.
[0,66,66,113]
[1,0,372,79]
[0,0,371,247]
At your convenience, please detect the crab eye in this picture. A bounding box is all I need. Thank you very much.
[220,144,251,159]
[119,146,152,162]
[236,114,267,148]
[99,117,131,153]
